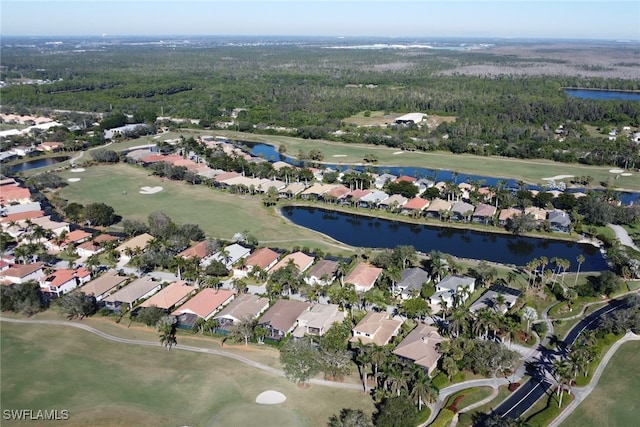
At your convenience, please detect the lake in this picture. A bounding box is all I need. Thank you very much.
[246,142,639,205]
[11,156,69,172]
[281,205,608,272]
[563,89,640,102]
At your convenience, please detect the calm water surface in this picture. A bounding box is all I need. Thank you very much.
[282,206,608,272]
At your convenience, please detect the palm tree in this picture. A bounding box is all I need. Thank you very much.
[409,368,439,411]
[336,259,350,287]
[369,344,390,383]
[574,254,585,286]
[474,308,497,340]
[355,346,371,392]
[85,254,100,277]
[553,358,572,407]
[387,365,409,397]
[449,306,470,338]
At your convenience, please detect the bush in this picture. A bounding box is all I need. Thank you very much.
[532,322,548,335]
[430,408,455,427]
[432,372,449,389]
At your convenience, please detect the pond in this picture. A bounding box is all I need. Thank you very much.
[246,141,639,205]
[281,205,608,272]
[11,156,69,172]
[563,89,640,102]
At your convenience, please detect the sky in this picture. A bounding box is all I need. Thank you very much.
[1,1,639,41]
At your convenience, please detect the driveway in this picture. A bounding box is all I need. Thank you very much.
[607,224,639,251]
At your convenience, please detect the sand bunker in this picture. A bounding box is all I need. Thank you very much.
[621,173,633,176]
[609,168,624,174]
[256,390,286,405]
[332,154,347,157]
[139,186,163,194]
[541,175,574,181]
[67,178,81,182]
[70,168,85,173]
[393,151,403,155]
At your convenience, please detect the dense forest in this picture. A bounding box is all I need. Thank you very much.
[1,37,639,168]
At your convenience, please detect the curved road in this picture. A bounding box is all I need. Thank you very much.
[0,317,362,391]
[493,295,632,420]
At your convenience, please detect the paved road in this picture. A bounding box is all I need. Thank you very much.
[493,296,630,420]
[607,224,639,251]
[0,317,362,391]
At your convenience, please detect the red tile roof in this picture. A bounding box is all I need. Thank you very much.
[345,263,383,291]
[395,175,417,183]
[403,196,430,210]
[245,247,280,270]
[171,288,235,320]
[178,241,211,259]
[140,280,196,310]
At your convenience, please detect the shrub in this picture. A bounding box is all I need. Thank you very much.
[432,372,449,389]
[430,408,455,427]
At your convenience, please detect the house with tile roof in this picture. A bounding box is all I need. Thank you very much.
[303,259,338,286]
[39,267,91,298]
[344,262,383,292]
[397,267,431,300]
[171,288,235,320]
[214,293,270,328]
[429,275,476,310]
[271,251,315,274]
[103,276,162,311]
[177,240,213,259]
[115,233,154,257]
[424,198,451,219]
[472,203,497,224]
[450,201,475,222]
[350,312,403,346]
[292,303,345,338]
[210,243,251,269]
[257,299,311,340]
[402,196,429,214]
[469,284,522,314]
[139,280,196,311]
[0,262,45,285]
[79,270,128,302]
[548,209,571,233]
[393,323,447,375]
[498,207,523,226]
[378,194,408,211]
[244,247,280,272]
[30,216,71,237]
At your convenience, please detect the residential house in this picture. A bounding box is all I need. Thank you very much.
[177,240,212,259]
[343,189,371,206]
[36,141,63,152]
[378,194,408,211]
[39,267,91,298]
[30,216,70,237]
[75,234,119,258]
[103,276,162,311]
[171,288,235,321]
[401,196,430,215]
[47,229,92,252]
[257,299,311,340]
[271,251,315,274]
[424,198,451,219]
[472,203,497,224]
[0,262,45,285]
[210,243,251,269]
[548,209,571,233]
[2,201,42,216]
[429,275,476,310]
[524,206,547,224]
[279,182,306,198]
[323,185,350,202]
[344,262,383,292]
[300,183,335,200]
[115,233,154,257]
[79,270,128,302]
[498,208,523,226]
[395,175,417,184]
[393,323,447,375]
[450,201,475,222]
[292,303,346,338]
[0,186,32,205]
[374,173,398,189]
[350,312,403,346]
[213,294,270,329]
[359,190,389,208]
[244,247,280,272]
[303,259,338,286]
[469,284,522,314]
[397,267,431,300]
[139,280,196,311]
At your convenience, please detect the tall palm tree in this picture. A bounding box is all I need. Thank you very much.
[553,358,572,408]
[368,344,390,383]
[574,254,585,286]
[410,368,439,411]
[355,346,371,392]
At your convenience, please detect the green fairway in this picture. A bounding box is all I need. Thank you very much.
[0,322,374,427]
[561,341,640,427]
[56,163,352,253]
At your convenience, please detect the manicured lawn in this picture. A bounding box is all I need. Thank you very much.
[0,322,374,427]
[561,341,640,427]
[55,163,352,254]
